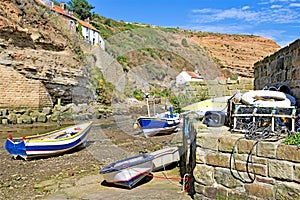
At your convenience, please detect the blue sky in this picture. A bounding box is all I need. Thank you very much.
[86,0,300,47]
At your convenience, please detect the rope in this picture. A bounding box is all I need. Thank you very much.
[107,162,192,193]
[230,119,288,183]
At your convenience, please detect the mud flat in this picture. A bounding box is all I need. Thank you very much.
[0,118,189,200]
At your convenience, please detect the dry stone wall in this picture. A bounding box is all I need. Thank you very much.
[192,122,300,200]
[254,39,300,104]
[184,78,253,99]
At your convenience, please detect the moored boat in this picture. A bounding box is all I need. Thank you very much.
[100,154,154,189]
[5,122,93,160]
[134,114,180,137]
[182,96,230,117]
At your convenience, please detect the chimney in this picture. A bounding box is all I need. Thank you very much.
[60,2,66,10]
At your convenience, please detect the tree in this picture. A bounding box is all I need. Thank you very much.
[67,0,95,20]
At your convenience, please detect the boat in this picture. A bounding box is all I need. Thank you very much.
[5,122,93,160]
[134,113,181,137]
[149,146,181,171]
[134,92,181,137]
[241,90,291,107]
[100,153,154,189]
[182,96,231,117]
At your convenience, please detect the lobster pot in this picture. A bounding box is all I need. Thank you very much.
[204,111,227,127]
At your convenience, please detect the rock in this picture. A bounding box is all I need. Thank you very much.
[42,107,52,115]
[34,179,57,189]
[37,113,47,123]
[2,118,8,124]
[7,114,17,124]
[22,115,32,124]
[0,109,8,116]
[50,114,59,122]
[17,117,23,124]
[60,104,73,113]
[13,109,26,115]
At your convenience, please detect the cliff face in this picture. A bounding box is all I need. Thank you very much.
[191,34,280,77]
[0,0,281,108]
[0,0,91,106]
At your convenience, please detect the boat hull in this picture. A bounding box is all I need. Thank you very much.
[150,147,181,171]
[136,116,180,137]
[5,122,92,159]
[100,154,154,189]
[182,96,230,117]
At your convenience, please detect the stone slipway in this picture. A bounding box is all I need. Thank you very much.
[44,171,191,200]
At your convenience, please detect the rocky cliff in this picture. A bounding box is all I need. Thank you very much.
[0,0,281,109]
[191,33,280,77]
[0,0,92,107]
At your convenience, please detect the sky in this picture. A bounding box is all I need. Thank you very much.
[86,0,300,47]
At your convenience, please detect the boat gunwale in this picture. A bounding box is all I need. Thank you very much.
[7,122,93,143]
[100,154,154,174]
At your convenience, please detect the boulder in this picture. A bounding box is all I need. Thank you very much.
[22,115,32,124]
[37,113,47,123]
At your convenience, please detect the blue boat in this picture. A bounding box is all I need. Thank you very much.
[134,112,181,137]
[100,154,154,189]
[5,122,93,160]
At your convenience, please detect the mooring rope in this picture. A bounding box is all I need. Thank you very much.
[230,119,289,183]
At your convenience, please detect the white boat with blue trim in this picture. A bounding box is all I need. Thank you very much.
[5,122,93,160]
[134,109,181,137]
[100,153,154,189]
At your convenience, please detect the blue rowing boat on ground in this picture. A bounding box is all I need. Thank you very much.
[135,115,180,137]
[134,106,181,137]
[5,122,93,160]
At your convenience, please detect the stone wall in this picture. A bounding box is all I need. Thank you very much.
[192,122,300,200]
[0,65,53,108]
[254,38,300,104]
[184,78,253,99]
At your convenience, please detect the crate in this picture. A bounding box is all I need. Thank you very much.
[230,103,296,132]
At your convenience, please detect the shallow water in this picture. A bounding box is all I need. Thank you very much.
[0,122,74,141]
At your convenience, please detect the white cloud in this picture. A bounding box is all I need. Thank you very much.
[290,3,300,7]
[270,4,283,8]
[191,8,258,23]
[181,24,252,34]
[190,2,300,25]
[242,6,250,10]
[186,1,300,47]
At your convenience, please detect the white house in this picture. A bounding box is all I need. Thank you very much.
[176,70,203,86]
[38,0,105,50]
[78,19,105,50]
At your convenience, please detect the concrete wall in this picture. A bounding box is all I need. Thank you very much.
[254,39,300,104]
[0,65,53,108]
[191,122,300,200]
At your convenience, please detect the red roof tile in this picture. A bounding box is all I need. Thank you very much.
[186,71,202,79]
[51,5,98,32]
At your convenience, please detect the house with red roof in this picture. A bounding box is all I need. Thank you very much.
[38,1,105,50]
[176,69,204,86]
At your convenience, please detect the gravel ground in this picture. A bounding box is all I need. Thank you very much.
[0,117,190,200]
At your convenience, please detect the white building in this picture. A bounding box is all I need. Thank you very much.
[38,0,105,50]
[78,19,105,50]
[176,70,203,86]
